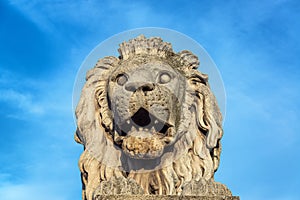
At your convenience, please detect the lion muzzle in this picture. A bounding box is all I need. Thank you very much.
[114,85,177,159]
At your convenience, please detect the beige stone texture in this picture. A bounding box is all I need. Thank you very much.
[94,195,239,200]
[75,35,236,199]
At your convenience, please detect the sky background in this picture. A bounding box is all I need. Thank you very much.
[0,0,299,199]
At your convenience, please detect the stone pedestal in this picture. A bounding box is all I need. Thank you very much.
[94,195,240,200]
[92,177,239,200]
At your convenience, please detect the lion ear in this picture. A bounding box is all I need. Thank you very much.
[92,56,119,77]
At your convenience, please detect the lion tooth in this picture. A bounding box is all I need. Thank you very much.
[150,127,155,133]
[115,135,124,143]
[145,128,149,132]
[163,136,173,143]
[131,126,136,131]
[167,128,174,136]
[154,120,158,124]
[114,131,120,137]
[127,120,130,124]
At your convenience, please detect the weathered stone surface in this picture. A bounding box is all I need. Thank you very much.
[93,177,232,197]
[75,35,237,199]
[94,195,239,200]
[94,177,144,195]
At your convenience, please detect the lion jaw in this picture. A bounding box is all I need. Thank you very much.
[113,89,178,159]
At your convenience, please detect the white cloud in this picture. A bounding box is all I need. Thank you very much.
[0,65,76,120]
[8,1,109,32]
[3,1,300,200]
[0,58,82,200]
[0,68,46,117]
[8,0,172,36]
[0,89,44,115]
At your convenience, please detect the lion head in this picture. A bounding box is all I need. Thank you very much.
[75,35,225,199]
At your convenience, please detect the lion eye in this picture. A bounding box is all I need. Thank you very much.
[116,74,128,86]
[158,72,171,84]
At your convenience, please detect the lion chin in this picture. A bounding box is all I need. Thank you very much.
[118,109,174,159]
[75,35,229,199]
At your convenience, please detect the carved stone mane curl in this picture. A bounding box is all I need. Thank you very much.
[75,35,224,199]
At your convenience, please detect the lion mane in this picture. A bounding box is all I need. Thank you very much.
[75,35,224,199]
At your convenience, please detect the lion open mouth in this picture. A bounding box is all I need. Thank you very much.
[114,107,175,159]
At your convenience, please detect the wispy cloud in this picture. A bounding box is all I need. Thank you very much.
[0,65,76,120]
[0,68,45,118]
[8,0,173,37]
[0,66,81,200]
[0,89,44,116]
[190,2,300,198]
[2,1,300,199]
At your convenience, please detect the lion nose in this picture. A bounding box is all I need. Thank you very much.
[125,82,154,92]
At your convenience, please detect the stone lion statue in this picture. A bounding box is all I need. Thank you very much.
[75,35,232,199]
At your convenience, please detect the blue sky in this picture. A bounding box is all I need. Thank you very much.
[0,0,299,199]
